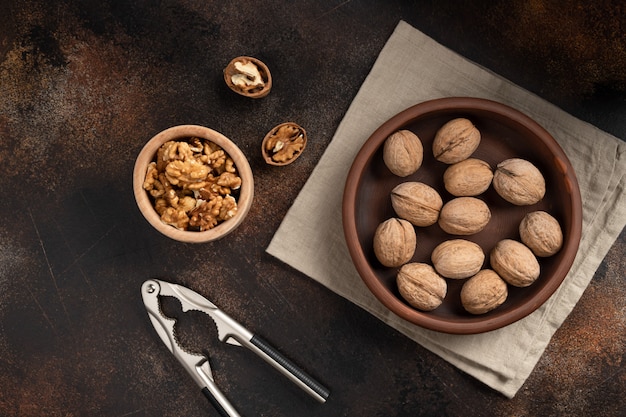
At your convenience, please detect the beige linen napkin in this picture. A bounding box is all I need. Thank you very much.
[266,20,626,398]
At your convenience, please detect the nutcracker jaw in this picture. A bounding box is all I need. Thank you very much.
[141,279,330,416]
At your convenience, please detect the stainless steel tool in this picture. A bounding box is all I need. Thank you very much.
[141,279,330,416]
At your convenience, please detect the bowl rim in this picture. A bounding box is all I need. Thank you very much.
[342,97,583,334]
[133,124,254,243]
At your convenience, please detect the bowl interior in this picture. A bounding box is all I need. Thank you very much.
[133,125,254,243]
[343,98,582,334]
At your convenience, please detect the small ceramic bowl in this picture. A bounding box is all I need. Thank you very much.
[342,97,582,334]
[133,125,254,243]
[223,56,272,98]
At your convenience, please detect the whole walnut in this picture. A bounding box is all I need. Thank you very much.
[443,158,493,196]
[383,130,424,177]
[431,239,485,279]
[397,263,447,311]
[519,211,563,257]
[373,218,416,267]
[391,182,443,227]
[438,197,491,235]
[432,118,481,164]
[460,269,508,314]
[490,239,540,287]
[492,158,546,205]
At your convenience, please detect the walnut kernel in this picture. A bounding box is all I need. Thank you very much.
[161,207,190,230]
[165,159,210,190]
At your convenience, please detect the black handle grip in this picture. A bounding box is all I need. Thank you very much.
[202,387,231,417]
[250,334,330,402]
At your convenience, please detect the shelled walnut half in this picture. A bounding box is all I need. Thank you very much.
[262,122,307,166]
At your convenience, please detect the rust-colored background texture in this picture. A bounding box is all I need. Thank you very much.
[1,1,624,416]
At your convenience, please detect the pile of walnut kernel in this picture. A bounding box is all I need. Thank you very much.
[142,137,242,231]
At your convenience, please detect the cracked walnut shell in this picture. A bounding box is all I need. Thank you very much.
[224,56,272,98]
[397,263,447,311]
[262,122,307,166]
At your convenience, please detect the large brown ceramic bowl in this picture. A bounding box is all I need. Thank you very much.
[342,97,582,334]
[133,125,254,243]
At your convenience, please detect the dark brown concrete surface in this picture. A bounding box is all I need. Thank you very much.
[1,1,624,416]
